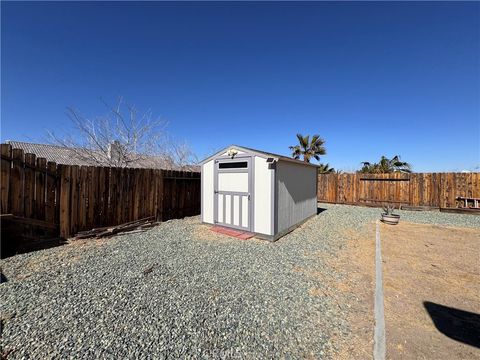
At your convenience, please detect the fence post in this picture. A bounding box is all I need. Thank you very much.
[0,144,12,214]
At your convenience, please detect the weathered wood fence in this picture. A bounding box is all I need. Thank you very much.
[0,144,200,239]
[317,173,480,208]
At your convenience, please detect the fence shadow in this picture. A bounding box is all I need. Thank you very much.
[1,236,67,259]
[423,301,480,348]
[1,217,67,259]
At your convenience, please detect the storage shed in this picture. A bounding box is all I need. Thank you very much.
[201,145,318,241]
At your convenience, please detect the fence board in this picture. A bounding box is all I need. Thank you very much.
[35,158,47,220]
[86,166,95,229]
[2,143,200,242]
[157,169,164,221]
[0,144,12,214]
[45,162,57,223]
[318,172,480,209]
[70,165,79,235]
[59,165,71,238]
[78,166,88,230]
[10,148,25,216]
[24,153,36,218]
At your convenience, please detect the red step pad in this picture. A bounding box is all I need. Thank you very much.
[210,226,254,240]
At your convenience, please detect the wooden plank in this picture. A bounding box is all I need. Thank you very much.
[158,169,164,221]
[78,166,88,231]
[109,167,118,225]
[69,165,79,235]
[96,167,106,226]
[55,164,61,224]
[86,166,95,229]
[35,158,47,220]
[91,166,100,227]
[179,172,186,218]
[121,168,127,222]
[140,169,148,218]
[165,170,172,220]
[474,173,480,199]
[116,167,124,224]
[0,143,12,214]
[440,207,480,215]
[45,162,57,223]
[147,169,155,217]
[466,173,473,198]
[104,167,110,224]
[59,165,71,238]
[128,167,136,222]
[10,148,24,216]
[23,153,36,218]
[132,168,139,220]
[172,171,178,218]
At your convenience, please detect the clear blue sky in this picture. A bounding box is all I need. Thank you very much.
[2,1,479,172]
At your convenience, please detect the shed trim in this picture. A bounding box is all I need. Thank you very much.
[200,145,319,168]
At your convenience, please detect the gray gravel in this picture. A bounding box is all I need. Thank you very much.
[320,203,480,229]
[1,204,478,359]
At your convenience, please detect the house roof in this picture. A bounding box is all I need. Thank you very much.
[6,141,199,171]
[7,141,93,166]
[200,144,319,167]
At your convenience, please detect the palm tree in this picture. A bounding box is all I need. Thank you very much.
[318,163,335,174]
[359,155,412,174]
[289,134,326,163]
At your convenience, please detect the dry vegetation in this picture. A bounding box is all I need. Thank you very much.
[381,222,480,360]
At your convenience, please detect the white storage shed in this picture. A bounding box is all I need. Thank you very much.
[200,145,318,241]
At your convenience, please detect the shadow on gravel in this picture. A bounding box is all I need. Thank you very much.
[317,207,327,215]
[1,236,67,259]
[424,301,480,348]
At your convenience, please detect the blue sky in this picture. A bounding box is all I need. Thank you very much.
[2,1,479,172]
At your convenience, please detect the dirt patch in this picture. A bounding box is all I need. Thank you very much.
[306,223,376,360]
[330,224,376,360]
[381,222,480,359]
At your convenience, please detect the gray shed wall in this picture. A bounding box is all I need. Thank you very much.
[276,160,317,234]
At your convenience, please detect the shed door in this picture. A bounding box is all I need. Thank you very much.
[214,158,252,231]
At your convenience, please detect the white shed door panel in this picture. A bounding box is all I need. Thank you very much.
[214,159,251,231]
[217,194,224,223]
[241,196,249,228]
[218,173,249,193]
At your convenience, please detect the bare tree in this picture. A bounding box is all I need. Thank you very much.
[48,97,186,168]
[166,139,199,170]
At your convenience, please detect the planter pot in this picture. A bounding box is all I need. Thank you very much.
[381,213,400,225]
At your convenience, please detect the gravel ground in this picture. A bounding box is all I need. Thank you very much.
[1,204,478,359]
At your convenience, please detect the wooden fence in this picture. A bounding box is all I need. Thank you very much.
[317,172,480,208]
[0,144,200,239]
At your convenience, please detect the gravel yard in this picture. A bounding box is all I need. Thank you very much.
[1,204,478,359]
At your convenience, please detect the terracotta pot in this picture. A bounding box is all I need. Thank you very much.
[381,213,400,225]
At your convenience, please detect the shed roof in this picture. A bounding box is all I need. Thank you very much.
[200,145,318,167]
